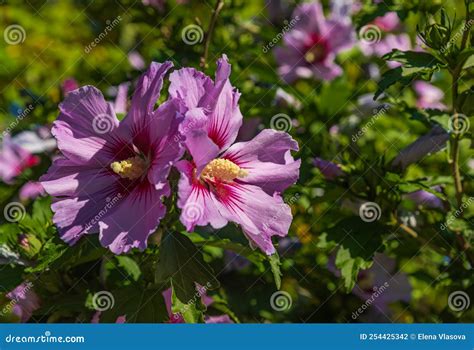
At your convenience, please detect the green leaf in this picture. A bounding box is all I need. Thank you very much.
[155,231,219,303]
[19,197,53,239]
[374,67,413,99]
[316,78,352,116]
[170,284,204,323]
[115,256,141,282]
[383,50,444,69]
[99,286,168,323]
[0,265,24,291]
[207,294,240,323]
[25,238,67,273]
[326,216,387,291]
[375,50,446,99]
[50,236,106,270]
[458,48,474,69]
[0,224,21,245]
[190,235,265,268]
[335,247,373,291]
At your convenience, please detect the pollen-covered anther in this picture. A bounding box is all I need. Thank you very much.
[201,158,248,182]
[110,156,147,180]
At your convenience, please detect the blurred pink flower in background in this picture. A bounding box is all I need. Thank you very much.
[61,78,79,96]
[313,157,344,180]
[274,1,356,83]
[5,282,40,323]
[128,51,146,71]
[0,135,39,183]
[413,81,447,110]
[373,12,400,31]
[19,181,45,201]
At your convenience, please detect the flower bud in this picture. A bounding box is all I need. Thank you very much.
[424,24,450,50]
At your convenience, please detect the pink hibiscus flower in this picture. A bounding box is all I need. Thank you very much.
[169,56,300,255]
[41,62,184,254]
[274,2,356,83]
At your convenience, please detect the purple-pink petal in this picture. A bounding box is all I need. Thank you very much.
[223,129,300,195]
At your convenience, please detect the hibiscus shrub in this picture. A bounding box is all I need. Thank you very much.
[0,0,473,323]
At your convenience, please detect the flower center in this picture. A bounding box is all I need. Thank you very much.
[201,158,248,182]
[110,156,147,180]
[303,33,329,63]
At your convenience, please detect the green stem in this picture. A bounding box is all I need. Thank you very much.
[200,0,225,68]
[448,1,473,264]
